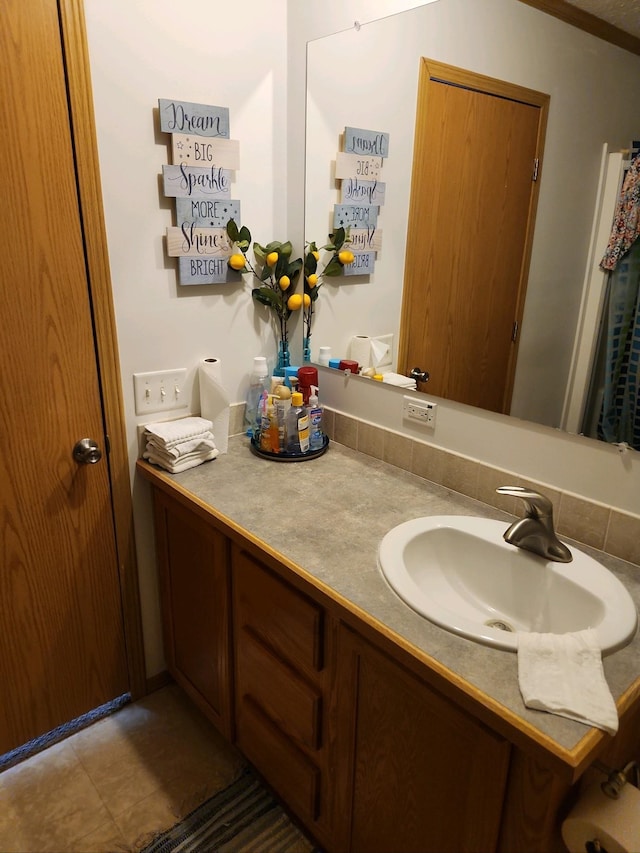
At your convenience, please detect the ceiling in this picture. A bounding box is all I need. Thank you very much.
[564,0,640,39]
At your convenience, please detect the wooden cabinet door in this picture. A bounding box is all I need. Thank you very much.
[335,625,511,853]
[153,491,232,738]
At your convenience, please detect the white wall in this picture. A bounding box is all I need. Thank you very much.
[84,0,288,676]
[84,0,639,678]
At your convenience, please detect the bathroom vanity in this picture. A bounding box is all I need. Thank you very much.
[137,438,640,853]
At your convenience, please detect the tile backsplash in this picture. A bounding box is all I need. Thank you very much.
[323,408,640,567]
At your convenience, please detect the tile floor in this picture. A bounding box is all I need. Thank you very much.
[0,684,247,852]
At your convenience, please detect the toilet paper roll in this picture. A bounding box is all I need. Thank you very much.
[198,358,230,454]
[562,779,640,853]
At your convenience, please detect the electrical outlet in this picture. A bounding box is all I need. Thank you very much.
[402,395,437,428]
[133,369,188,415]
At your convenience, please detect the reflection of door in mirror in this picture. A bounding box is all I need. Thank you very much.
[398,60,549,414]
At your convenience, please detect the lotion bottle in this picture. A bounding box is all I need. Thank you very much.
[286,392,310,453]
[308,386,324,451]
[245,356,269,437]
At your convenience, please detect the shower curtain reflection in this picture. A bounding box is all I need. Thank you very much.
[583,150,640,450]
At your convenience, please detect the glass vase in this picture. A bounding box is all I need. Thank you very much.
[303,336,311,364]
[274,339,290,377]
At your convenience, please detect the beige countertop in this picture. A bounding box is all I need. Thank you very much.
[138,435,640,771]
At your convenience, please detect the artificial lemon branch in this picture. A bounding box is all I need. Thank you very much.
[226,219,303,347]
[303,226,355,343]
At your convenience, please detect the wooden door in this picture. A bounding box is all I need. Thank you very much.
[0,0,129,754]
[398,60,548,414]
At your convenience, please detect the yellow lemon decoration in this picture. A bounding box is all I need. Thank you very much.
[312,250,319,261]
[338,249,355,265]
[278,275,290,291]
[306,273,318,288]
[303,293,311,308]
[266,251,279,267]
[287,293,303,311]
[228,253,246,270]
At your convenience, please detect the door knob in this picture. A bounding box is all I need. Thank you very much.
[72,438,102,465]
[410,367,430,383]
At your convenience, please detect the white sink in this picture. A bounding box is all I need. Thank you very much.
[378,516,637,654]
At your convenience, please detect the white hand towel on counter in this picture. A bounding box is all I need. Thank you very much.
[144,416,214,449]
[143,447,218,473]
[517,629,618,735]
[381,372,417,389]
[146,433,216,459]
[143,416,218,473]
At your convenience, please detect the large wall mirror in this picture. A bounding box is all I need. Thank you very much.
[303,0,640,444]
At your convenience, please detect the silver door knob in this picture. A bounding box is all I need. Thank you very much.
[72,438,102,465]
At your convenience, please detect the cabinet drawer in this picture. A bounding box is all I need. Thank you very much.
[233,548,323,674]
[237,698,320,823]
[237,628,322,749]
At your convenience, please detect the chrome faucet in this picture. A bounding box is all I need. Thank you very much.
[496,486,572,563]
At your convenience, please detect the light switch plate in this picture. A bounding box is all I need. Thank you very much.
[133,369,188,415]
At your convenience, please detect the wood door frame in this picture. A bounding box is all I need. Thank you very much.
[398,58,549,413]
[59,0,146,698]
[518,0,640,56]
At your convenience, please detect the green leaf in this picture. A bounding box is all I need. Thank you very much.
[287,257,303,279]
[259,265,272,282]
[253,242,266,263]
[304,280,320,301]
[279,241,293,258]
[226,218,239,242]
[304,252,318,275]
[324,256,345,277]
[252,286,282,310]
[275,254,289,279]
[330,227,346,251]
[238,225,251,245]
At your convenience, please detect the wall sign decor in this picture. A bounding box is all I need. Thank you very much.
[158,98,242,285]
[333,126,389,276]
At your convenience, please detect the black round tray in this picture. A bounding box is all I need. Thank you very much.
[250,434,329,462]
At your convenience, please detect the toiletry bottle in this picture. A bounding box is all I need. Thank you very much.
[308,386,324,451]
[259,394,274,452]
[274,386,291,453]
[245,356,269,438]
[286,392,310,453]
[267,396,280,453]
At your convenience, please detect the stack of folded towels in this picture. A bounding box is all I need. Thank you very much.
[143,416,218,473]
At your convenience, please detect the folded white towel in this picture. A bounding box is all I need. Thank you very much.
[381,372,417,389]
[144,447,218,473]
[146,433,216,459]
[517,629,618,734]
[144,417,214,449]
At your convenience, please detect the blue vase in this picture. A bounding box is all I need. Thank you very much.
[274,340,290,377]
[303,336,311,364]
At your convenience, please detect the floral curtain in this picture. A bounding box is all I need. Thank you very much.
[597,154,640,449]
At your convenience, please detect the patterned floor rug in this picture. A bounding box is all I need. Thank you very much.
[140,766,321,853]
